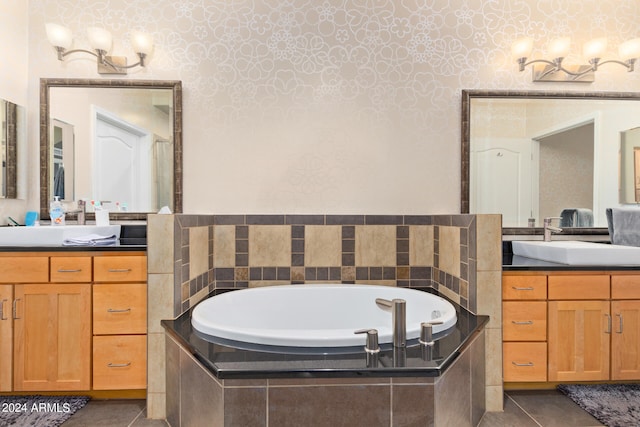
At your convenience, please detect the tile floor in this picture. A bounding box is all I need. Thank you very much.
[61,399,168,426]
[62,390,601,426]
[479,390,604,427]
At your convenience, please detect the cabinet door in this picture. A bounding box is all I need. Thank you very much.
[548,300,610,381]
[0,285,12,391]
[611,300,640,380]
[13,284,91,391]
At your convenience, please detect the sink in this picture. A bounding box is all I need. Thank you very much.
[0,225,121,246]
[512,240,640,266]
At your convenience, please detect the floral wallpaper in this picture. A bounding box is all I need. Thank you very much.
[27,1,640,214]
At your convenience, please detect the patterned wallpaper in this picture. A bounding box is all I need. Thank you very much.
[26,1,640,214]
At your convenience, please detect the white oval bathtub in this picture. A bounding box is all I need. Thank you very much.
[191,284,457,348]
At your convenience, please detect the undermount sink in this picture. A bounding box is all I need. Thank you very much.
[0,225,121,246]
[512,240,640,266]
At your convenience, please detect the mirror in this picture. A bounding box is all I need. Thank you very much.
[461,90,640,230]
[40,79,182,220]
[620,127,640,204]
[1,98,21,199]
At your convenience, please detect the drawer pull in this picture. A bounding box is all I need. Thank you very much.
[107,308,132,313]
[511,286,534,291]
[108,268,132,273]
[0,299,6,320]
[512,361,534,367]
[511,320,534,325]
[605,313,612,334]
[57,268,82,273]
[107,362,132,368]
[12,298,20,320]
[616,314,624,334]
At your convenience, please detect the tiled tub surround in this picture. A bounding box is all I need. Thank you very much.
[163,293,488,427]
[147,214,503,419]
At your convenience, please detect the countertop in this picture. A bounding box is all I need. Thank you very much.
[162,288,489,380]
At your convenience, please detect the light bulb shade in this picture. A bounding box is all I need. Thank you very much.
[548,37,571,58]
[619,38,640,61]
[45,23,73,49]
[131,31,153,55]
[583,37,608,59]
[87,27,112,52]
[511,37,533,59]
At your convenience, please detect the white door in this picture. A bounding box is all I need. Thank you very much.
[471,138,534,227]
[94,109,152,211]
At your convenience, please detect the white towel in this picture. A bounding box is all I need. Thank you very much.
[63,234,117,246]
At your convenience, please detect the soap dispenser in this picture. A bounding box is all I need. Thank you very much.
[49,196,65,226]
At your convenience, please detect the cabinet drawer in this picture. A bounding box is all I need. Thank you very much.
[0,257,48,282]
[50,257,92,282]
[94,256,146,282]
[503,342,547,382]
[612,275,640,300]
[503,275,547,300]
[94,283,147,335]
[503,301,547,341]
[93,335,146,390]
[548,275,610,300]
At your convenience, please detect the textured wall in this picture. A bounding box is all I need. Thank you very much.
[24,1,640,215]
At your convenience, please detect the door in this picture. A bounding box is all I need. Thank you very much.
[13,284,91,391]
[94,109,152,211]
[611,300,640,380]
[0,285,12,391]
[548,300,610,381]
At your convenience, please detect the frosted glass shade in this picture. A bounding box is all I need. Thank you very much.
[45,23,73,49]
[548,37,571,58]
[87,27,112,52]
[583,38,608,59]
[131,31,153,55]
[619,38,640,61]
[511,37,533,59]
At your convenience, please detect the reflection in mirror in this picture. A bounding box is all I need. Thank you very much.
[1,99,19,199]
[620,127,640,204]
[40,79,182,220]
[461,90,640,230]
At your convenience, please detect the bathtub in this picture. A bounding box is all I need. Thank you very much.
[191,284,457,348]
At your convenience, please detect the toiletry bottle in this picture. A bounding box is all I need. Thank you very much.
[49,196,65,226]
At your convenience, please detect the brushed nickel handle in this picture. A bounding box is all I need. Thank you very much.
[0,299,6,320]
[57,269,82,273]
[616,314,624,334]
[107,308,131,313]
[512,361,534,367]
[12,298,20,320]
[512,286,534,291]
[107,362,132,368]
[108,268,132,273]
[605,314,612,334]
[512,320,534,325]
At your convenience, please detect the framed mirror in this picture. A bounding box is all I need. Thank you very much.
[1,99,20,199]
[461,90,640,233]
[40,78,182,220]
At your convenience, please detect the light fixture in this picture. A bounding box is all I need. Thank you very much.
[46,23,153,75]
[512,36,640,82]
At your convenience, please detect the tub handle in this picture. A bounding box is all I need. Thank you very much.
[354,329,380,354]
[419,321,443,346]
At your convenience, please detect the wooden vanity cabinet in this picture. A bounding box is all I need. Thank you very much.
[611,275,640,380]
[0,284,13,391]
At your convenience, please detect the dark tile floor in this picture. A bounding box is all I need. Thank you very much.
[479,390,604,427]
[61,399,167,426]
[63,390,601,426]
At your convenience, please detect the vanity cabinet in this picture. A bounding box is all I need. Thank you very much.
[503,271,640,385]
[0,251,147,393]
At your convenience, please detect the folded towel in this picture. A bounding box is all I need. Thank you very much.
[560,208,594,227]
[63,234,117,246]
[607,207,640,247]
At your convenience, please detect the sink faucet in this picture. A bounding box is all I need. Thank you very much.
[543,217,562,242]
[66,200,86,225]
[375,298,406,348]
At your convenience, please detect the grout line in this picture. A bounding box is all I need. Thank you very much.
[127,405,147,427]
[505,394,544,427]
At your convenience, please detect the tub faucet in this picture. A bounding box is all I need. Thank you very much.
[543,217,562,242]
[375,298,406,348]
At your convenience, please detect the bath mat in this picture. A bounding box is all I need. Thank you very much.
[557,383,640,427]
[0,395,90,426]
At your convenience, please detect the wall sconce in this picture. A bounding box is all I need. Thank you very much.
[512,36,640,82]
[45,23,153,75]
